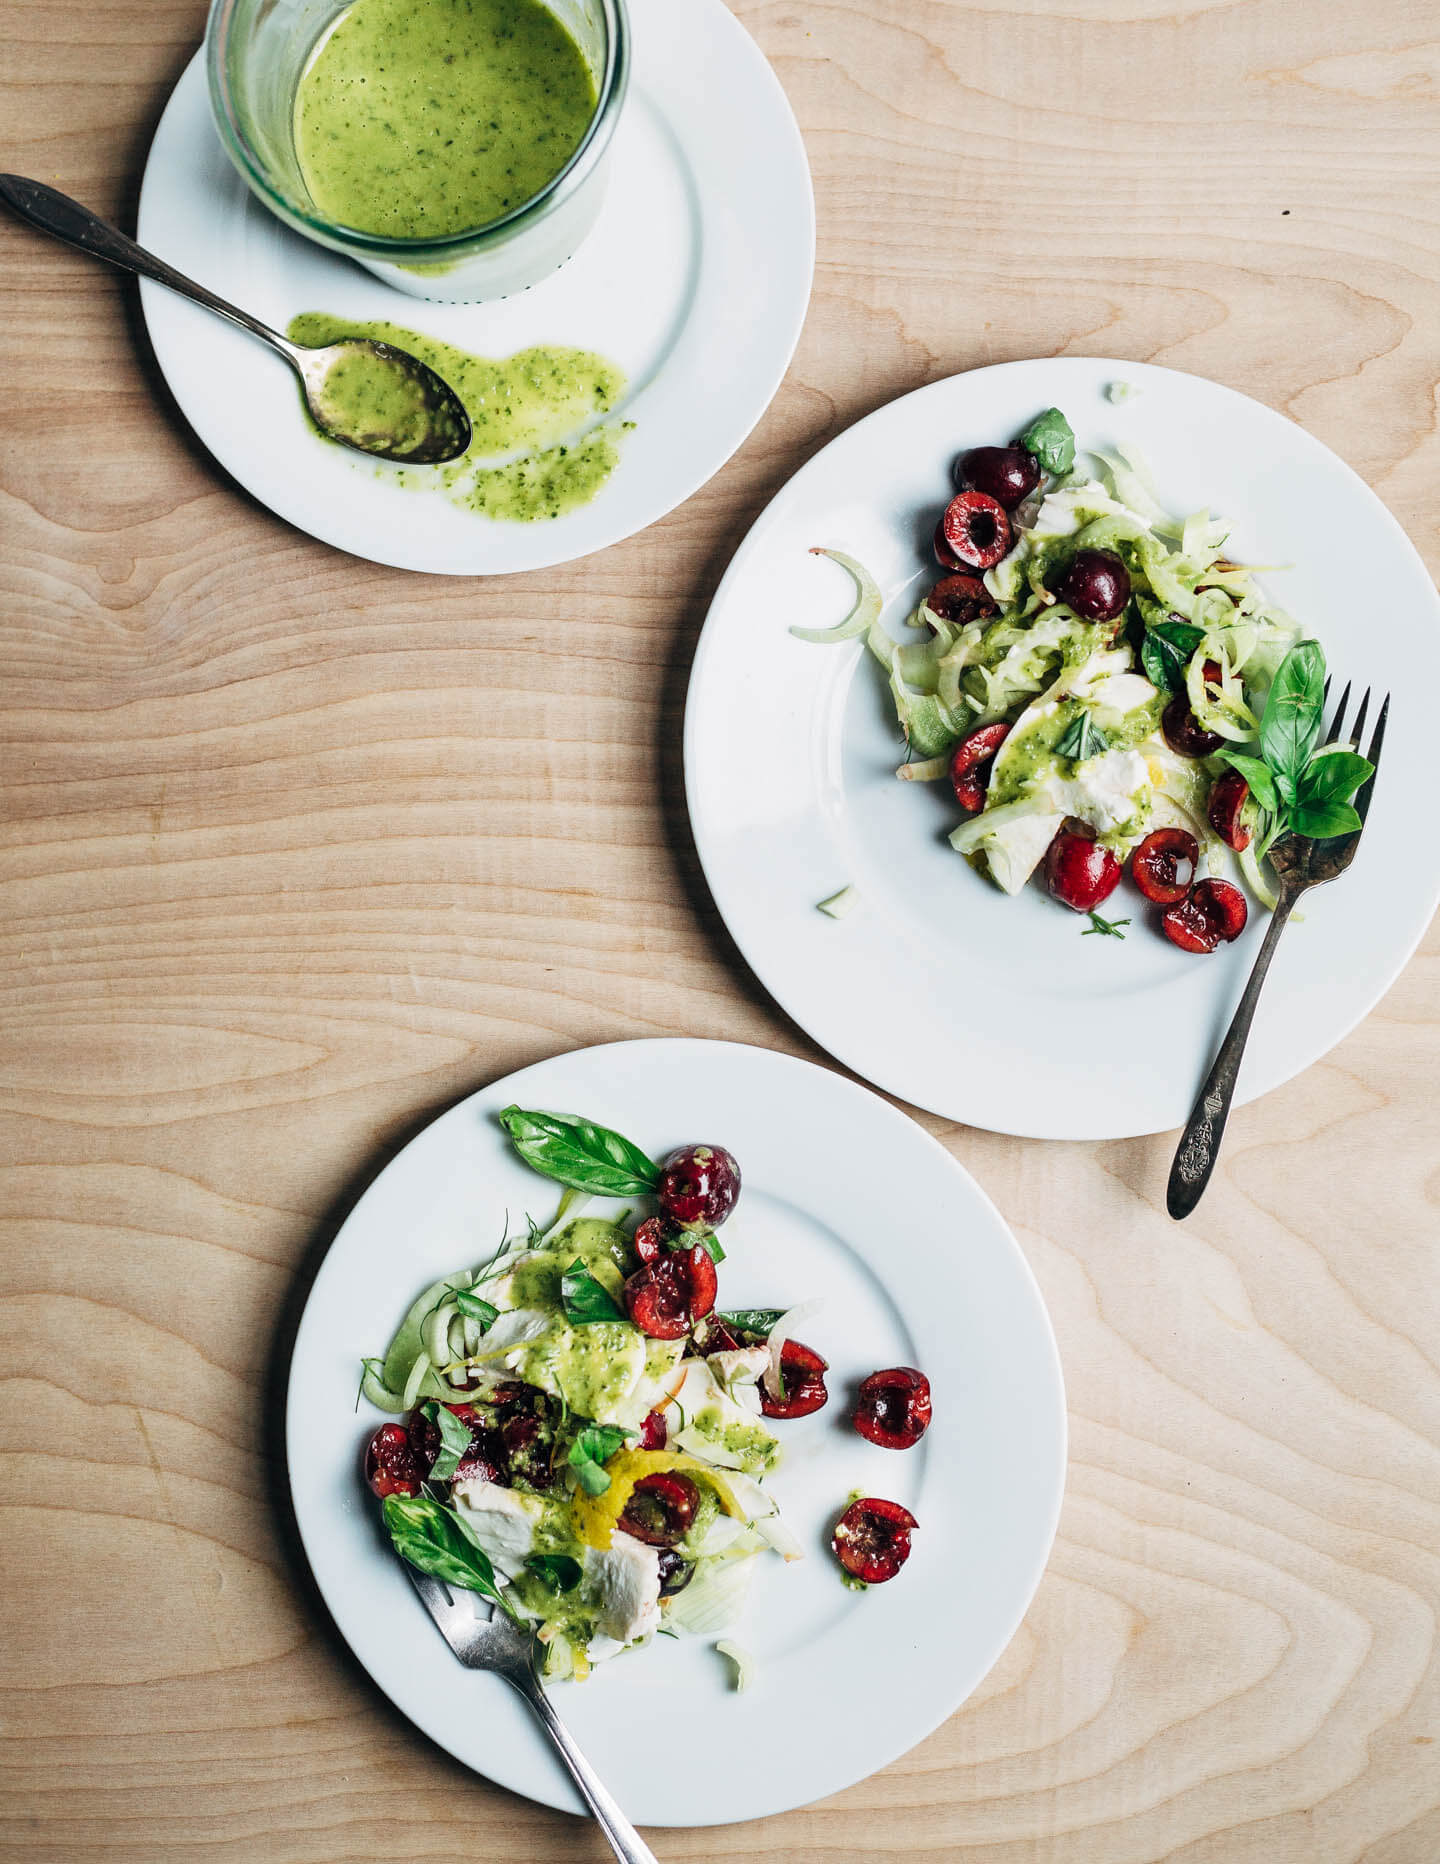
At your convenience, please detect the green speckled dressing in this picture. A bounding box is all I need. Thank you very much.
[294,0,597,239]
[288,311,629,521]
[500,1219,644,1415]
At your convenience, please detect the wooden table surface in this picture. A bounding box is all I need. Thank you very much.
[5,0,1440,1857]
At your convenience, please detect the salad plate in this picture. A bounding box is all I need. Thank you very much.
[685,357,1440,1139]
[286,1038,1065,1825]
[134,0,813,573]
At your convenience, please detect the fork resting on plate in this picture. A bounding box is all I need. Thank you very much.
[405,1566,658,1864]
[1167,682,1388,1219]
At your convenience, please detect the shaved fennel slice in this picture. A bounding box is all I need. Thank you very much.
[790,549,883,644]
[662,1552,757,1635]
[715,1640,755,1691]
[816,886,857,919]
[761,1301,821,1400]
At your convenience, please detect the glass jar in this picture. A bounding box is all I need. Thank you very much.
[205,0,628,303]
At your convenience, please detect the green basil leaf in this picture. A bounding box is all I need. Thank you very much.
[453,1288,499,1327]
[525,1553,583,1595]
[1292,798,1363,841]
[1259,640,1326,793]
[1140,618,1205,693]
[1054,710,1109,762]
[498,1105,659,1197]
[418,1401,475,1485]
[566,1421,633,1496]
[560,1259,626,1326]
[1298,749,1373,807]
[381,1492,505,1601]
[695,1233,725,1264]
[717,1309,785,1335]
[1019,407,1076,475]
[1218,750,1281,815]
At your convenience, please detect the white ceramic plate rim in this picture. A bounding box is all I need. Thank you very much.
[285,1038,1066,1824]
[684,358,1440,1139]
[135,0,814,573]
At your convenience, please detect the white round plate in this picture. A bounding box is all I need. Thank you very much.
[685,358,1440,1139]
[286,1039,1065,1825]
[135,0,813,574]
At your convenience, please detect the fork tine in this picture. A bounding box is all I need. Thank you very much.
[1323,674,1331,707]
[1327,679,1352,747]
[1350,687,1370,750]
[1354,693,1389,825]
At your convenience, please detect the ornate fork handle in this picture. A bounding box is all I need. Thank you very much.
[1167,889,1299,1219]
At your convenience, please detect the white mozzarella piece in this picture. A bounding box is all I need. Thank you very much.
[450,1480,544,1581]
[584,1532,661,1644]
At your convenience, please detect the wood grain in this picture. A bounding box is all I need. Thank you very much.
[3,0,1440,1857]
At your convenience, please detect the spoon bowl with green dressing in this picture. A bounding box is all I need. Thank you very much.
[0,174,472,466]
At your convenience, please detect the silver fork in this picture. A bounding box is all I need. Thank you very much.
[1167,683,1389,1219]
[405,1568,658,1863]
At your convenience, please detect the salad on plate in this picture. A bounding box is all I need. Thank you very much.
[357,1107,930,1682]
[797,406,1374,951]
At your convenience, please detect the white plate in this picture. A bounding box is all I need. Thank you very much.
[286,1038,1065,1825]
[135,0,813,574]
[685,358,1440,1140]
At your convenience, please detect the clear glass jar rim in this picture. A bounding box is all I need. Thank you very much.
[204,0,629,255]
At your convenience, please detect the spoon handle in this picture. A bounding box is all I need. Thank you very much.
[0,173,287,353]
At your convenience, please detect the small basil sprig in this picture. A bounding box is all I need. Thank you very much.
[560,1259,627,1326]
[381,1492,508,1604]
[568,1423,633,1497]
[1019,407,1075,475]
[417,1401,477,1484]
[1141,618,1204,693]
[1219,641,1372,848]
[499,1106,659,1197]
[1055,711,1109,762]
[525,1553,583,1594]
[717,1308,785,1335]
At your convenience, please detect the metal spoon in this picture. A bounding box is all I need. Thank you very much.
[0,174,472,465]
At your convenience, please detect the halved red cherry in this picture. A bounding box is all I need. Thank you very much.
[1045,821,1122,913]
[1208,768,1252,851]
[854,1367,932,1450]
[1162,660,1226,757]
[364,1422,422,1499]
[656,1144,741,1231]
[935,490,1011,572]
[632,1215,675,1264]
[639,1409,668,1451]
[1130,827,1198,905]
[758,1339,829,1419]
[832,1496,918,1584]
[924,572,999,627]
[949,722,1011,813]
[618,1471,699,1548]
[623,1243,717,1339]
[1059,548,1130,623]
[1160,878,1249,953]
[956,445,1041,510]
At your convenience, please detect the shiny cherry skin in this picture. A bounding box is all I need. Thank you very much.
[1060,548,1130,623]
[1160,878,1249,953]
[935,490,1011,572]
[758,1339,829,1419]
[618,1471,699,1548]
[853,1367,932,1450]
[924,572,998,627]
[632,1215,676,1265]
[623,1243,718,1339]
[1163,659,1226,757]
[832,1496,918,1584]
[1130,827,1199,905]
[639,1409,668,1451]
[364,1422,422,1499]
[1208,768,1253,850]
[656,1549,695,1595]
[656,1144,741,1231]
[956,445,1041,510]
[949,722,1010,813]
[1044,822,1122,913]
